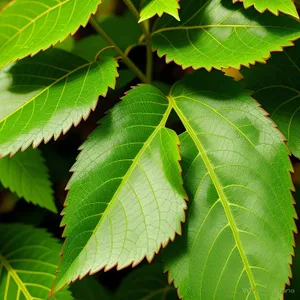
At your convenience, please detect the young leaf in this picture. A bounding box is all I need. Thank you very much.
[164,71,296,299]
[0,0,102,69]
[115,264,177,300]
[139,0,180,23]
[152,0,300,70]
[0,49,118,158]
[71,276,112,300]
[241,41,300,158]
[0,224,73,300]
[233,0,298,18]
[0,148,56,212]
[73,12,142,61]
[52,84,187,293]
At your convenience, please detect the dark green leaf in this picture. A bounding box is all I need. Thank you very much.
[164,71,296,299]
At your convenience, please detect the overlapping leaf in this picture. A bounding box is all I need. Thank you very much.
[139,0,180,22]
[0,48,118,157]
[52,84,187,293]
[0,148,56,212]
[0,0,102,69]
[115,264,177,300]
[0,224,73,300]
[163,71,296,299]
[233,0,298,18]
[152,0,300,70]
[242,41,300,158]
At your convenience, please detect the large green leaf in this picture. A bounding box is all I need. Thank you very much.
[52,84,187,293]
[0,0,102,69]
[71,276,111,300]
[115,264,177,300]
[139,0,180,22]
[233,0,298,18]
[0,224,73,300]
[152,0,300,70]
[0,148,56,212]
[0,48,118,157]
[241,41,300,158]
[73,12,142,61]
[163,71,296,299]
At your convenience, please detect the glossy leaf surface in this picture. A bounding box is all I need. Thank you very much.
[0,0,102,69]
[53,84,187,292]
[164,71,296,300]
[0,49,118,157]
[139,0,180,22]
[152,0,300,70]
[233,0,298,18]
[242,41,300,158]
[0,148,56,212]
[0,224,73,300]
[115,264,177,300]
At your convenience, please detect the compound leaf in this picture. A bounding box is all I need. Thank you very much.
[115,264,177,300]
[0,0,102,69]
[242,40,300,158]
[164,71,296,300]
[0,48,118,157]
[0,148,56,212]
[0,224,73,300]
[52,84,187,293]
[152,0,300,70]
[233,0,298,18]
[139,0,180,23]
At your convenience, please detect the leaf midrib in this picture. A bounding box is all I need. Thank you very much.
[169,95,260,300]
[56,99,173,289]
[0,254,33,300]
[0,60,93,124]
[151,24,297,36]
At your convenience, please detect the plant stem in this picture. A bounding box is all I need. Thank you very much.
[123,0,153,82]
[90,16,148,83]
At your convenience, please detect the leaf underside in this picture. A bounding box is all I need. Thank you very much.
[0,49,118,158]
[152,0,300,70]
[242,40,300,159]
[0,148,56,212]
[164,71,296,300]
[139,0,180,22]
[0,0,102,69]
[53,84,187,293]
[233,0,298,18]
[0,224,73,300]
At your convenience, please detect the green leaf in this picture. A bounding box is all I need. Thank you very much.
[0,0,11,11]
[0,0,102,69]
[71,276,111,300]
[0,48,118,157]
[115,264,177,300]
[139,0,180,23]
[164,71,296,299]
[241,40,300,158]
[52,84,187,293]
[73,12,142,61]
[0,148,56,212]
[233,0,298,18]
[0,224,73,300]
[152,0,300,70]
